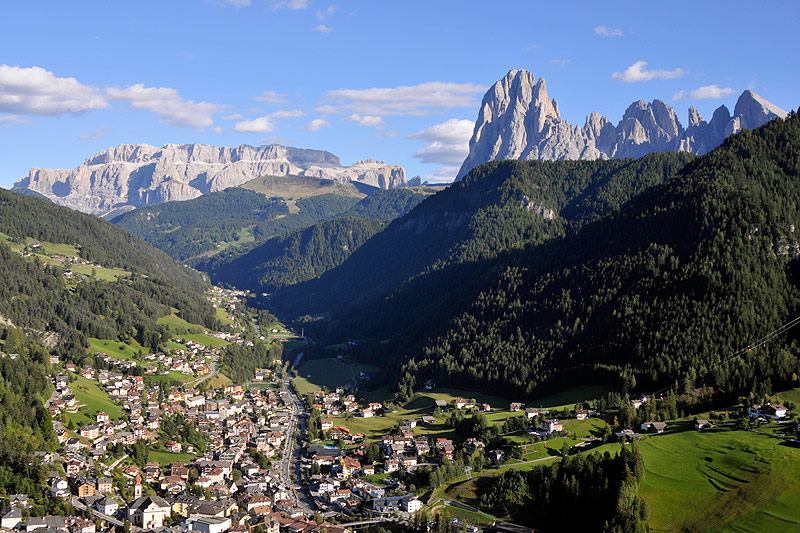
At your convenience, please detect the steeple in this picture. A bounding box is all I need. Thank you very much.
[134,472,142,498]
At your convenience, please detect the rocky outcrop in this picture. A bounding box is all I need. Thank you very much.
[456,69,788,180]
[15,143,406,214]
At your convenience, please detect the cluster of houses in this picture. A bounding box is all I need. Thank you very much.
[8,349,358,533]
[748,403,789,420]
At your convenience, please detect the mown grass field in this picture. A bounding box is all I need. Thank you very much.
[88,337,144,361]
[157,309,230,347]
[147,371,195,384]
[527,384,611,410]
[427,500,497,527]
[241,174,368,200]
[65,373,124,425]
[635,424,800,532]
[1,236,130,282]
[157,310,200,330]
[293,358,379,395]
[176,332,229,348]
[215,306,234,325]
[206,372,233,389]
[148,450,197,465]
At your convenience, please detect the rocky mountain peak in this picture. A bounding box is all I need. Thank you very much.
[733,90,788,131]
[15,142,406,214]
[456,69,788,180]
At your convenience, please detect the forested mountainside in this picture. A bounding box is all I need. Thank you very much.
[0,188,219,360]
[111,187,359,261]
[275,151,693,322]
[395,111,800,400]
[277,113,800,402]
[111,180,433,273]
[0,188,221,501]
[0,188,204,287]
[210,217,385,292]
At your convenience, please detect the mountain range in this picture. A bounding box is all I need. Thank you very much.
[13,143,407,215]
[273,111,800,402]
[456,69,788,179]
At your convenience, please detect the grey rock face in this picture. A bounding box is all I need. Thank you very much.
[15,143,406,214]
[456,69,788,180]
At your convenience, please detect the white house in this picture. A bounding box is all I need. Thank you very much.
[402,497,422,513]
[96,496,119,516]
[185,517,231,533]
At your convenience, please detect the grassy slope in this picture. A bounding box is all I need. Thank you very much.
[636,425,800,532]
[66,373,124,425]
[240,174,371,200]
[0,235,131,282]
[156,310,230,347]
[88,338,144,361]
[148,450,197,465]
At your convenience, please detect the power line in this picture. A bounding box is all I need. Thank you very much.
[650,314,800,397]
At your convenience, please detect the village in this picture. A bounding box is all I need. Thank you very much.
[1,285,799,533]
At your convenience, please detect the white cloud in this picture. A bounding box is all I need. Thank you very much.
[222,113,243,120]
[611,61,686,82]
[549,58,570,66]
[314,104,338,114]
[254,90,287,104]
[594,26,623,37]
[313,24,332,33]
[269,109,304,119]
[0,65,108,115]
[271,0,307,10]
[672,84,735,101]
[408,118,474,144]
[348,113,384,127]
[423,165,462,184]
[316,5,334,20]
[232,109,302,133]
[0,114,31,126]
[213,126,225,134]
[302,118,330,131]
[106,84,223,128]
[207,0,251,6]
[233,116,275,133]
[324,81,486,116]
[408,118,474,167]
[75,127,109,140]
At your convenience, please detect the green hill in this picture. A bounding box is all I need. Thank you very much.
[0,188,219,357]
[210,216,386,292]
[396,112,800,400]
[110,176,433,264]
[276,113,800,405]
[0,187,221,502]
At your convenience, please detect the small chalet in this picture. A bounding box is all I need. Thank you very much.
[641,421,667,434]
[694,419,712,430]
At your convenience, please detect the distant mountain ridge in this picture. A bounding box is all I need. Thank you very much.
[456,69,788,179]
[14,142,407,214]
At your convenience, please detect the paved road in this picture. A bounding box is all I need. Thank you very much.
[107,453,129,470]
[71,496,126,528]
[187,359,218,388]
[278,376,312,513]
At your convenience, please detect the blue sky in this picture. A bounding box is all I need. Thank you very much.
[1,0,797,188]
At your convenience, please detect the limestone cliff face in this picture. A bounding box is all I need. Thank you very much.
[15,143,406,214]
[456,69,788,180]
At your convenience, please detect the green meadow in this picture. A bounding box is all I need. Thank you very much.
[148,450,197,465]
[65,373,124,425]
[635,424,800,532]
[293,357,379,396]
[88,337,144,361]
